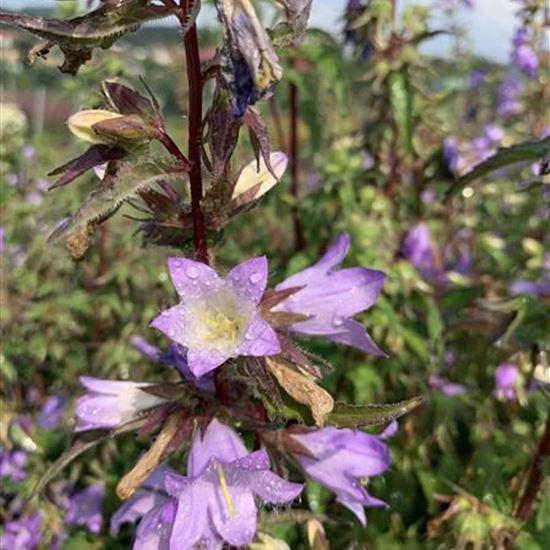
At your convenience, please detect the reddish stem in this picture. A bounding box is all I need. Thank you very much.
[289,80,304,252]
[178,1,209,264]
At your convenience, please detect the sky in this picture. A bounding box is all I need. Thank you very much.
[0,0,519,62]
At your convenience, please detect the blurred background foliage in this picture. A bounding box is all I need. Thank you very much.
[1,0,549,548]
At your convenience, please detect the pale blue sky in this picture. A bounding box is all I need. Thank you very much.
[1,0,520,62]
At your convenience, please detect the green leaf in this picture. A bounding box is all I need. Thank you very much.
[48,155,186,260]
[327,395,424,428]
[0,0,171,75]
[446,136,550,199]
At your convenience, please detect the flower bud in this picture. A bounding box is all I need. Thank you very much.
[67,109,126,144]
[231,151,288,202]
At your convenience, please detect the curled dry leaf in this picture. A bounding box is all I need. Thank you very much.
[116,410,184,500]
[215,0,283,116]
[265,356,334,427]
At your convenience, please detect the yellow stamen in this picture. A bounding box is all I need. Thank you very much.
[215,462,236,519]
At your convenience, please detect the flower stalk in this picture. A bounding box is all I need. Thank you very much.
[179,0,209,264]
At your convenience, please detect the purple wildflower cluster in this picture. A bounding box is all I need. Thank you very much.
[0,397,106,549]
[71,234,393,547]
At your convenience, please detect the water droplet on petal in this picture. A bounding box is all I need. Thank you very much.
[186,266,199,279]
[332,313,344,327]
[249,272,262,284]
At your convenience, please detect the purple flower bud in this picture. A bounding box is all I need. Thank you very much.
[130,335,163,362]
[275,233,386,356]
[403,223,436,278]
[493,364,520,401]
[75,377,169,431]
[65,484,105,534]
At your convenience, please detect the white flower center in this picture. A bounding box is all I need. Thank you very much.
[183,286,253,354]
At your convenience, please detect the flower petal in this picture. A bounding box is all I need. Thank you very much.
[237,313,281,357]
[167,258,220,299]
[336,496,367,525]
[134,501,176,550]
[209,483,257,547]
[79,376,145,395]
[326,319,386,356]
[169,484,208,550]
[188,419,249,477]
[247,470,303,504]
[186,348,231,378]
[226,256,268,305]
[150,304,187,347]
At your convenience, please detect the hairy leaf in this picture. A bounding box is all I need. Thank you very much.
[446,136,550,199]
[0,0,172,74]
[48,156,186,259]
[327,396,424,428]
[48,144,125,189]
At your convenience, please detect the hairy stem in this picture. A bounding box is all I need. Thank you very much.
[179,1,209,264]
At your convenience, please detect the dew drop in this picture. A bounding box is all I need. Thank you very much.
[332,313,344,327]
[186,266,199,279]
[249,272,262,284]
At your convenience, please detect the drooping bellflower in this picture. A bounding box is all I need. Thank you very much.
[288,427,391,525]
[0,448,27,482]
[511,28,538,78]
[112,419,303,549]
[151,257,280,377]
[274,233,386,356]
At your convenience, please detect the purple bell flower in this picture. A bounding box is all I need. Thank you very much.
[151,257,280,377]
[493,364,520,401]
[75,377,169,431]
[38,394,67,430]
[65,484,105,534]
[0,448,27,482]
[114,419,303,549]
[289,427,391,525]
[275,233,386,356]
[0,512,42,550]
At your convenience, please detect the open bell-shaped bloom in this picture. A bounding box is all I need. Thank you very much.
[75,377,168,431]
[166,418,303,549]
[288,427,391,525]
[151,257,280,377]
[120,419,303,549]
[274,233,386,356]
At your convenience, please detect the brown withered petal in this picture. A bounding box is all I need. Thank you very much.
[265,356,334,427]
[117,410,185,500]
